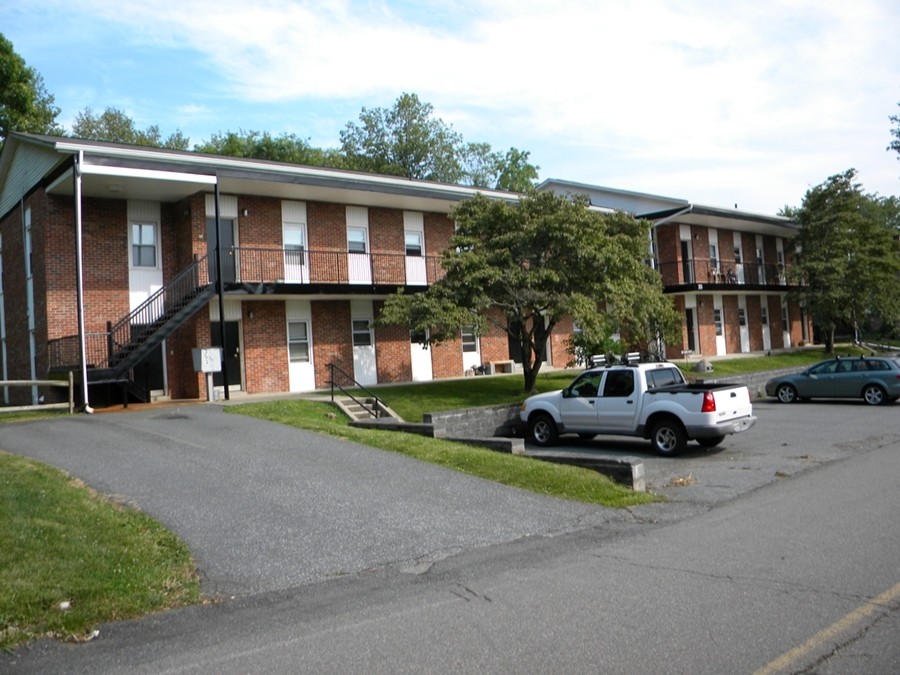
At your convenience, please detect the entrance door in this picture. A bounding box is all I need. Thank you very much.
[761,303,772,351]
[782,303,792,348]
[681,240,694,283]
[404,212,427,285]
[210,321,242,389]
[410,329,433,381]
[287,299,315,392]
[461,325,481,372]
[685,308,697,353]
[714,295,726,355]
[347,206,371,284]
[206,218,236,284]
[283,223,309,283]
[351,300,377,386]
[733,232,745,284]
[738,298,750,352]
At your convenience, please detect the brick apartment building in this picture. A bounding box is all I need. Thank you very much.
[0,135,810,408]
[539,180,811,360]
[0,133,578,407]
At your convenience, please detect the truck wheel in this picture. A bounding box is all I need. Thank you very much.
[650,419,687,456]
[529,413,559,447]
[697,436,725,448]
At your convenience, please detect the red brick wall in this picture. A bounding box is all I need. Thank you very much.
[550,315,575,367]
[311,299,353,387]
[370,208,405,284]
[656,224,680,286]
[432,337,463,379]
[746,295,763,351]
[723,296,741,353]
[373,300,412,382]
[768,295,785,350]
[696,296,717,356]
[242,301,289,393]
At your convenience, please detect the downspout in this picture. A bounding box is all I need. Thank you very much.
[73,152,92,413]
[213,179,230,400]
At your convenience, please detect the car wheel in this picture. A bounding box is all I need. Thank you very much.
[529,413,559,447]
[697,436,726,448]
[650,418,687,456]
[776,384,798,404]
[862,384,886,406]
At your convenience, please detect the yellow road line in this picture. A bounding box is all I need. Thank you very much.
[755,581,900,675]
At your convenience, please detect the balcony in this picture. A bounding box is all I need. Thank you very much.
[656,258,794,290]
[224,247,447,289]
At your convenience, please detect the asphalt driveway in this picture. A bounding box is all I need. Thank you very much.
[0,404,627,597]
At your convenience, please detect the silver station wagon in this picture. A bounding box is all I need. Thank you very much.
[765,356,900,406]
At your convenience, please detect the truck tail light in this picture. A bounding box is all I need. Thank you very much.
[701,391,716,413]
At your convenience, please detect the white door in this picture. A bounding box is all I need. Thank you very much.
[782,302,792,348]
[128,201,163,311]
[776,238,787,284]
[287,300,315,391]
[738,297,750,352]
[461,325,481,372]
[404,211,427,285]
[761,303,771,351]
[714,295,726,355]
[282,202,309,283]
[733,232,745,284]
[351,300,377,386]
[596,370,639,432]
[347,206,371,284]
[410,329,433,381]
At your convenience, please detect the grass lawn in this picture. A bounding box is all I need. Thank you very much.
[0,451,200,652]
[228,398,658,510]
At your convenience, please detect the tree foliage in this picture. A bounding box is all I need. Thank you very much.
[377,191,678,393]
[193,129,344,166]
[789,169,900,351]
[889,100,900,160]
[0,33,61,144]
[71,107,190,149]
[339,93,539,190]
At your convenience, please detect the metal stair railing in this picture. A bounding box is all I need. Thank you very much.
[328,363,384,419]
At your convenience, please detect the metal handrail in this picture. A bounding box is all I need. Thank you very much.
[328,362,383,419]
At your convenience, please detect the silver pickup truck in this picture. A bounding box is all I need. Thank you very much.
[520,361,757,455]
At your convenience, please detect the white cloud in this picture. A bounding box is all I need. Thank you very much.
[6,0,899,210]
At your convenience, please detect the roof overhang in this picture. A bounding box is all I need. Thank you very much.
[6,133,520,214]
[640,203,798,237]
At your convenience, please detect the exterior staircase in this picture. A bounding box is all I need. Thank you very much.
[333,396,402,422]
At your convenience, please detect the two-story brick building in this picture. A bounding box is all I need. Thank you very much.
[1,133,586,407]
[539,180,811,360]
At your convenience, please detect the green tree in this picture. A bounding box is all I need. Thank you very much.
[0,34,61,144]
[71,107,189,149]
[889,100,900,160]
[789,169,900,351]
[377,191,678,394]
[339,93,464,182]
[458,143,539,192]
[194,129,342,166]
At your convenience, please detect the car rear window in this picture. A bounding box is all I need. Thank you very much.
[647,368,682,388]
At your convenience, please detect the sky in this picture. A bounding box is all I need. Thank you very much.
[3,0,899,214]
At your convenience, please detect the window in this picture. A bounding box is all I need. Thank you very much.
[646,368,684,389]
[603,371,635,398]
[713,309,723,336]
[710,243,719,269]
[569,372,602,397]
[738,308,747,327]
[132,223,157,267]
[760,307,768,326]
[348,227,367,254]
[288,321,310,362]
[284,223,305,264]
[405,231,423,257]
[461,326,478,353]
[352,319,372,346]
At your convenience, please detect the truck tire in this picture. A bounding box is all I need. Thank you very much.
[650,418,687,456]
[529,413,559,447]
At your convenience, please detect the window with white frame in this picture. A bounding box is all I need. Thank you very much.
[132,223,157,267]
[348,227,367,254]
[288,321,310,362]
[461,326,478,352]
[738,308,747,327]
[352,319,372,346]
[405,230,423,257]
[713,309,723,336]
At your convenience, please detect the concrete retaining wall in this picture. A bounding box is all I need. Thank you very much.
[423,404,522,439]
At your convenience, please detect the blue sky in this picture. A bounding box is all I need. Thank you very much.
[3,0,899,213]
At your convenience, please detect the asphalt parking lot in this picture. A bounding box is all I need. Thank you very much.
[528,396,900,522]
